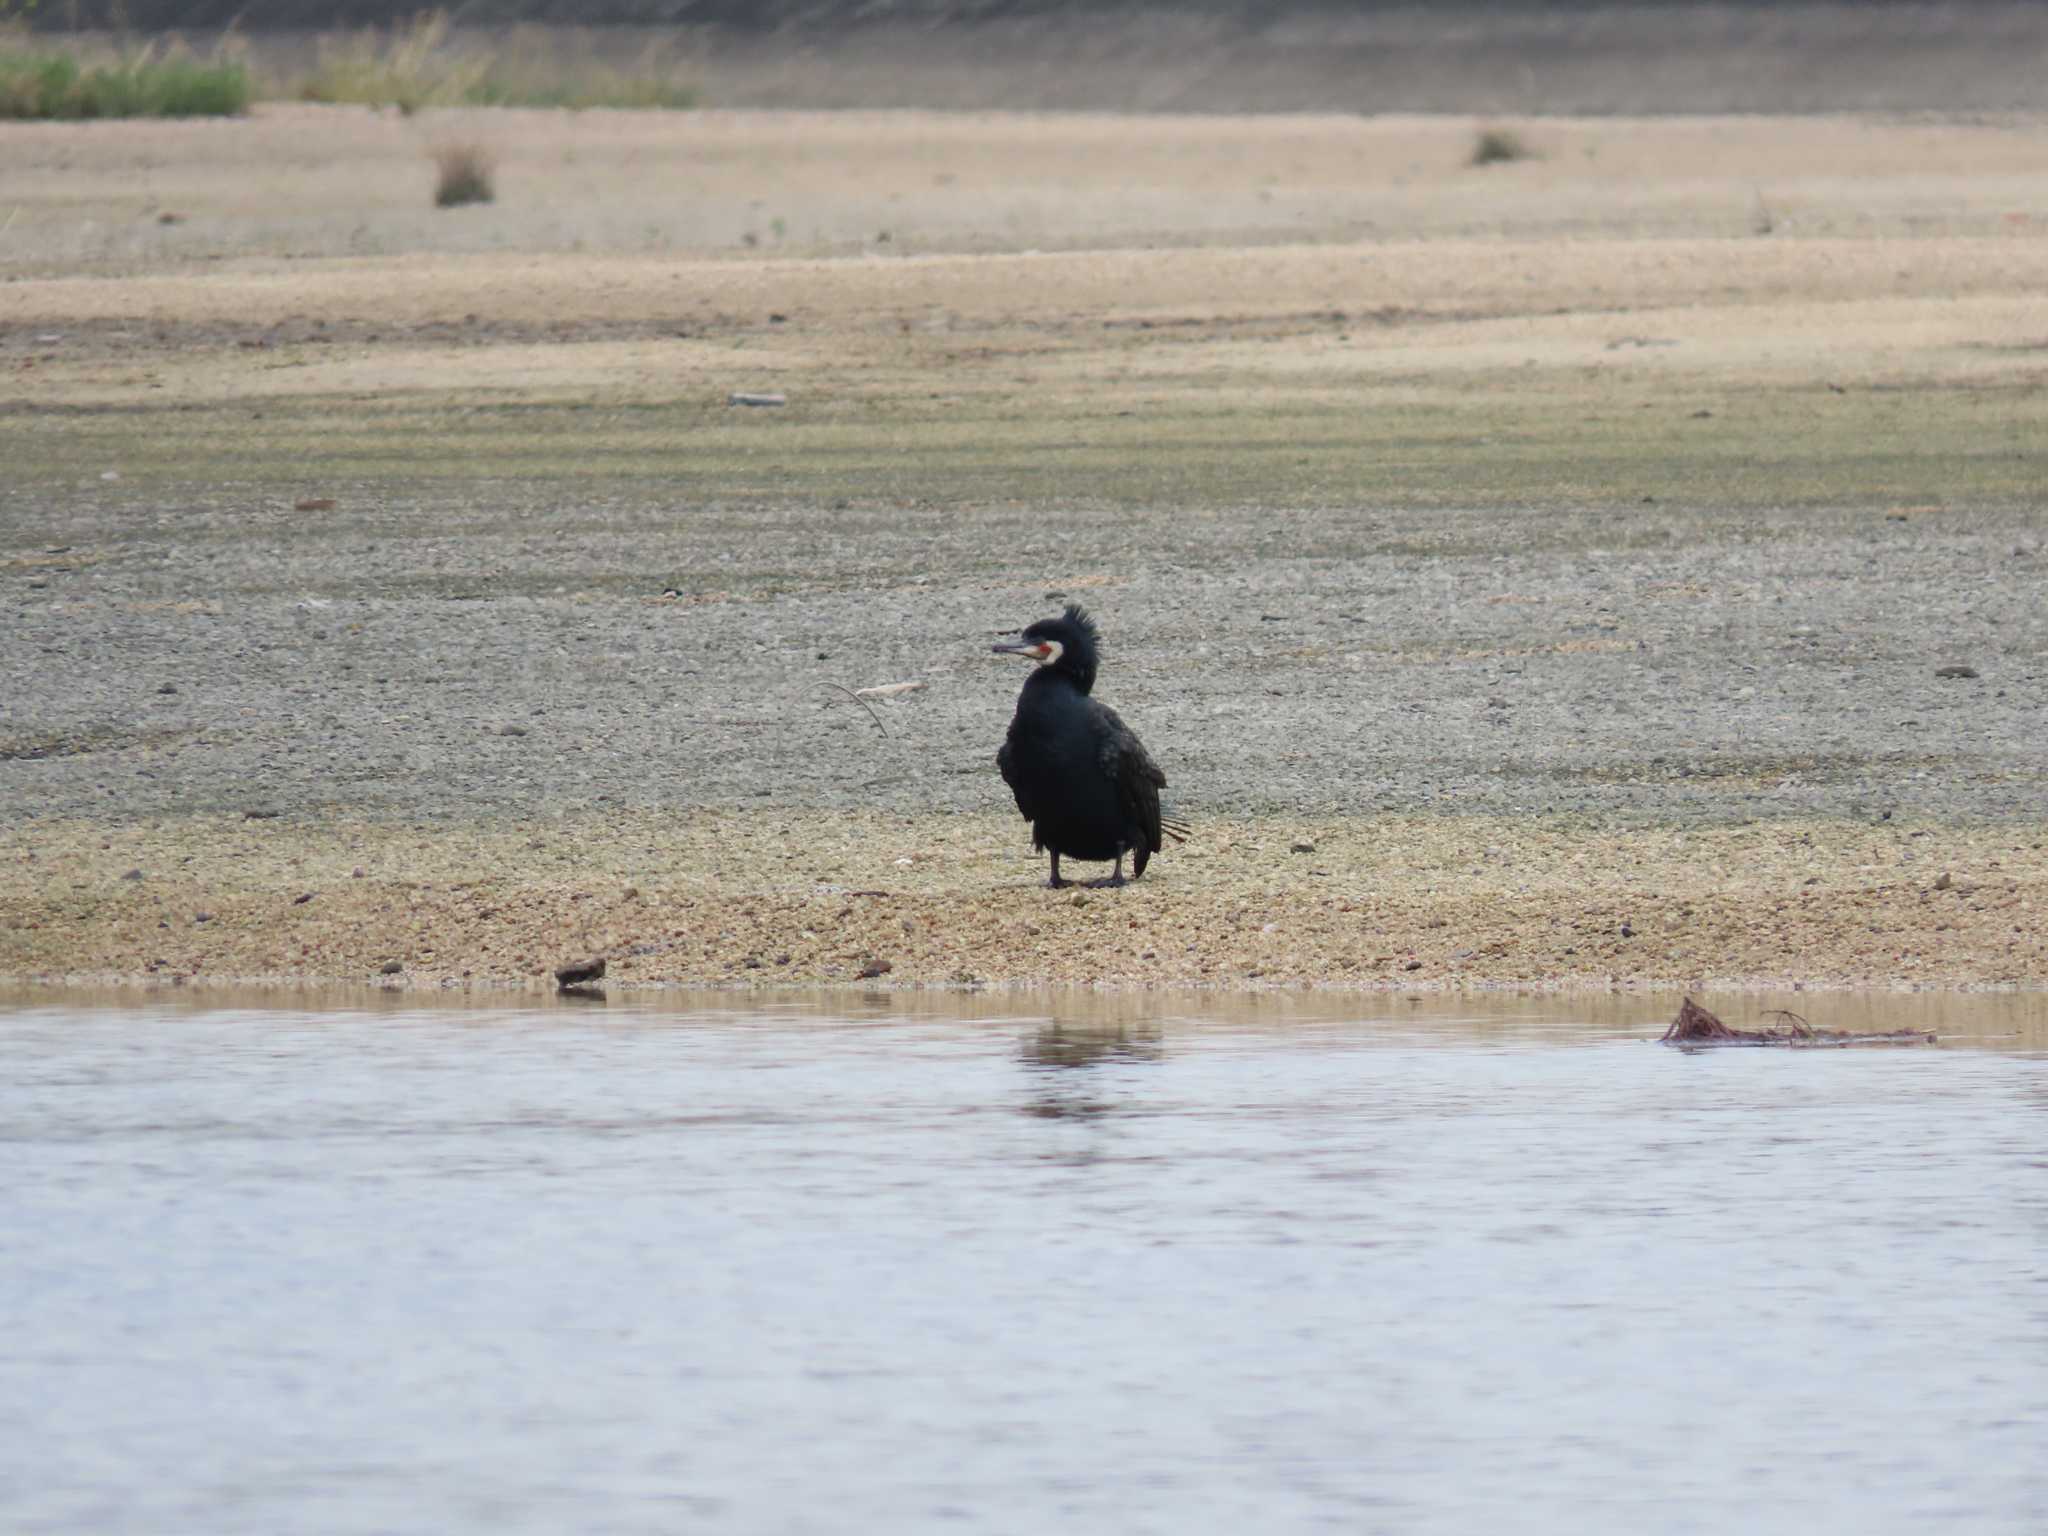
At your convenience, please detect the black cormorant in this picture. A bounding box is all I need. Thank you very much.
[993,605,1186,888]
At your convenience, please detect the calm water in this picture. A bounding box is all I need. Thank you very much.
[3,991,2044,1535]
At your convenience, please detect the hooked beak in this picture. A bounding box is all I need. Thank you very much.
[993,639,1050,659]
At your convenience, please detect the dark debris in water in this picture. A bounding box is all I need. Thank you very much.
[554,955,607,988]
[1661,996,1935,1049]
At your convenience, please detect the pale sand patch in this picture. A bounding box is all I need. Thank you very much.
[4,813,2041,993]
[7,109,2042,421]
[11,238,2046,336]
[11,241,2044,422]
[4,108,2044,274]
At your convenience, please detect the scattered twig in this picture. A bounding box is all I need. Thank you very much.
[854,681,927,700]
[820,683,887,737]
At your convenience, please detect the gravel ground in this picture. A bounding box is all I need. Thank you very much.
[4,494,2042,827]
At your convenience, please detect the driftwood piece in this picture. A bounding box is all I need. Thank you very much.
[554,955,607,988]
[1661,996,1934,1048]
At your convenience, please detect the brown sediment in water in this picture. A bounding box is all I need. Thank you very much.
[3,812,2041,994]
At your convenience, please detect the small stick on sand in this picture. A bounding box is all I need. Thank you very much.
[820,683,888,737]
[854,681,928,700]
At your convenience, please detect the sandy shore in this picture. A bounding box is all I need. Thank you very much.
[3,104,2044,993]
[3,811,2041,992]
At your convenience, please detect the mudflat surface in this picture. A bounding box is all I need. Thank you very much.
[2,103,2044,990]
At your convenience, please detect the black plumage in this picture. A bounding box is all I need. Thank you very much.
[994,605,1187,889]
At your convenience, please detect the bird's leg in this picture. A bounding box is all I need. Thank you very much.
[1047,851,1066,890]
[1089,853,1128,889]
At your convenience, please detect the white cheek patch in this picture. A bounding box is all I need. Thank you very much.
[1037,639,1064,667]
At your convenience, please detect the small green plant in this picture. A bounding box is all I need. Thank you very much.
[432,141,495,208]
[1751,186,1776,236]
[0,39,250,119]
[1470,127,1533,167]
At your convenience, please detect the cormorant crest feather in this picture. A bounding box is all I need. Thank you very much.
[1045,603,1100,692]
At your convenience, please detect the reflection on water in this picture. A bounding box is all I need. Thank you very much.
[1,990,2043,1536]
[1020,1023,1166,1121]
[1020,1021,1168,1070]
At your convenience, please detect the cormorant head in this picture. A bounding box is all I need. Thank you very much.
[993,603,1101,692]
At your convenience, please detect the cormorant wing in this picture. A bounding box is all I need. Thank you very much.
[996,731,1034,821]
[1090,700,1166,852]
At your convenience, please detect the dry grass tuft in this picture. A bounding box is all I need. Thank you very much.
[289,11,697,112]
[299,11,455,115]
[1470,126,1533,166]
[431,141,495,208]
